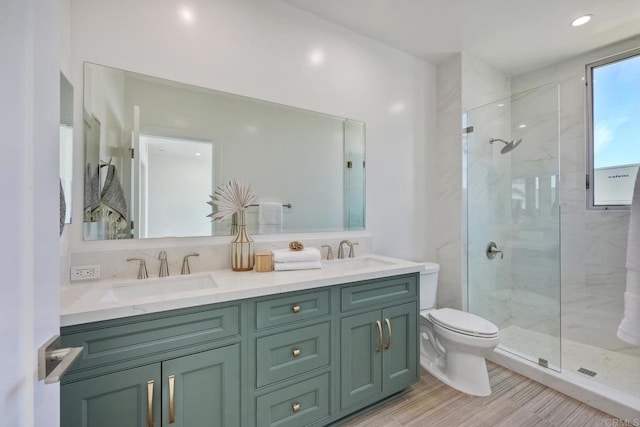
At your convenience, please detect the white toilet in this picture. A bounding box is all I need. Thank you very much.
[419,262,500,397]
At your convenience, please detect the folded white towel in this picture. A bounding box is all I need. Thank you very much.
[617,290,640,346]
[272,247,321,263]
[618,268,640,346]
[274,261,322,271]
[258,202,283,234]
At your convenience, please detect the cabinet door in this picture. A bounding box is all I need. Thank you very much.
[61,364,161,427]
[340,310,382,409]
[382,302,418,392]
[161,344,240,427]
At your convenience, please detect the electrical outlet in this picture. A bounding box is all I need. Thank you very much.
[70,264,101,281]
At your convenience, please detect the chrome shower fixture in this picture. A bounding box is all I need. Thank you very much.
[489,137,523,154]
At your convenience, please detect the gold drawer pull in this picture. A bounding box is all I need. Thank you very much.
[292,305,301,313]
[384,318,392,350]
[292,402,301,413]
[146,380,154,427]
[169,375,176,424]
[292,348,301,358]
[375,320,383,353]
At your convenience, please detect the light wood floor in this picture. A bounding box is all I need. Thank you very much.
[336,362,630,427]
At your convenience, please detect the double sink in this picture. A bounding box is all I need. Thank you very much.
[100,255,397,303]
[61,254,420,326]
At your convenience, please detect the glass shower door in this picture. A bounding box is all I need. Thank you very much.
[466,83,561,371]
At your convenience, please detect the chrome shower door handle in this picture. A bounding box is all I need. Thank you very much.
[486,241,504,260]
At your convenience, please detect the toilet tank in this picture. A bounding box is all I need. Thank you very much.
[420,262,440,310]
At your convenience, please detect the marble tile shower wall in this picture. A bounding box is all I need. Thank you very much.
[512,36,640,357]
[436,56,464,310]
[507,83,562,337]
[466,82,562,342]
[436,53,511,310]
[466,95,513,327]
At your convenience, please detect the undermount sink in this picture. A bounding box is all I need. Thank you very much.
[322,256,396,271]
[99,274,217,303]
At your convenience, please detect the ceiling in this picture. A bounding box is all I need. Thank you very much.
[283,0,640,76]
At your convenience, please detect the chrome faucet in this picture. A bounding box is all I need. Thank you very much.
[158,250,169,277]
[181,253,199,275]
[337,240,353,259]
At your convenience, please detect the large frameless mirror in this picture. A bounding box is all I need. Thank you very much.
[82,63,366,240]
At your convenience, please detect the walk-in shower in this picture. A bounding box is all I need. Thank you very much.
[465,82,640,420]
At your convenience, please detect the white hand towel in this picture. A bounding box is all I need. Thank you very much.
[258,202,283,234]
[274,261,322,271]
[617,169,640,346]
[618,289,640,346]
[272,248,321,263]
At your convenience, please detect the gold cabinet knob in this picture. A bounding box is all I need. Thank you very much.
[292,403,301,413]
[292,305,301,313]
[292,348,301,358]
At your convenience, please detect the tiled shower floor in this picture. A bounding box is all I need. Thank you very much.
[499,325,640,399]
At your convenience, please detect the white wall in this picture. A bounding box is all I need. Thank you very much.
[436,53,511,309]
[69,0,437,262]
[1,0,63,425]
[513,35,640,356]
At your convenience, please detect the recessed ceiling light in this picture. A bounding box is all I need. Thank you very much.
[497,103,505,107]
[518,124,527,128]
[571,14,592,27]
[389,101,406,114]
[179,7,195,24]
[308,48,325,66]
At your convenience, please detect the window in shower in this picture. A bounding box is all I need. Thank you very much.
[586,48,640,209]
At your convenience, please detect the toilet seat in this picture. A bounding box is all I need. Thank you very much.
[425,308,499,338]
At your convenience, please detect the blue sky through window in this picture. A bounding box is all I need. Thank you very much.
[593,54,640,169]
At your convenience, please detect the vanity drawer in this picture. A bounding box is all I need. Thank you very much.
[256,322,330,388]
[255,289,330,330]
[62,304,240,374]
[341,275,417,312]
[256,373,330,427]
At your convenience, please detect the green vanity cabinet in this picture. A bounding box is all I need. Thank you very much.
[251,289,333,427]
[161,345,241,426]
[60,303,243,427]
[256,373,330,427]
[61,345,240,427]
[61,364,161,427]
[339,275,418,412]
[60,272,419,427]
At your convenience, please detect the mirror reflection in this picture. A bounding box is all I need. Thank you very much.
[60,72,73,232]
[83,63,366,240]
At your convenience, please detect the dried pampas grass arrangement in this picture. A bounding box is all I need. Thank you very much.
[207,180,256,221]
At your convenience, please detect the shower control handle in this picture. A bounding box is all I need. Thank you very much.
[486,241,504,260]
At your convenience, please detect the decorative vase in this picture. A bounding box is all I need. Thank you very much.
[231,209,254,271]
[230,212,239,236]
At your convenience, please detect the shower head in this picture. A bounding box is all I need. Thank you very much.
[489,137,523,154]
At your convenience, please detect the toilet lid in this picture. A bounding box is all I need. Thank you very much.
[428,308,499,337]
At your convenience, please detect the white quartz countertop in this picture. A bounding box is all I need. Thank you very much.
[60,254,422,327]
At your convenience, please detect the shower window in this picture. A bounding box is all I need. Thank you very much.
[586,47,640,209]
